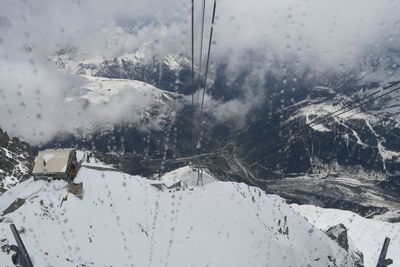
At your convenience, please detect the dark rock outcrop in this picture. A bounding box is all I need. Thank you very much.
[325,224,364,267]
[0,128,34,190]
[325,224,350,251]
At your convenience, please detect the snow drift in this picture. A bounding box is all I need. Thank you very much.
[0,166,361,266]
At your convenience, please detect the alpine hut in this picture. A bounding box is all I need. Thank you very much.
[32,148,78,180]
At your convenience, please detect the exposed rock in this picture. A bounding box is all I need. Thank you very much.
[68,183,83,199]
[325,223,364,267]
[325,223,350,251]
[0,127,34,190]
[0,129,9,148]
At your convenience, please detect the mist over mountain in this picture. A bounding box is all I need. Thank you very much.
[1,1,400,266]
[1,0,400,216]
[1,0,400,144]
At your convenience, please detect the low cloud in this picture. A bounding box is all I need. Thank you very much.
[0,0,399,144]
[0,60,175,145]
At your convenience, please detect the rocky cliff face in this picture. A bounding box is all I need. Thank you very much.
[325,224,364,267]
[234,81,400,219]
[0,128,33,191]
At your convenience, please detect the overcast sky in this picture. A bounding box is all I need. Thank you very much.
[0,0,399,144]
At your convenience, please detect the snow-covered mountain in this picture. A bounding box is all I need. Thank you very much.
[38,48,190,158]
[50,48,193,95]
[65,75,183,133]
[39,45,400,222]
[236,79,400,220]
[2,4,400,267]
[292,203,400,267]
[0,166,363,266]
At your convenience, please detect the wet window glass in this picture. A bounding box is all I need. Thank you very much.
[0,0,399,266]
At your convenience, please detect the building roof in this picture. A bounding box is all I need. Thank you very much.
[32,149,75,175]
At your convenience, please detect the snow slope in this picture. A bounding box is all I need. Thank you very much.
[67,75,178,106]
[76,150,114,169]
[292,204,400,267]
[0,167,360,266]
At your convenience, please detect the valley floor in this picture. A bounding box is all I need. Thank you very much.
[267,173,400,221]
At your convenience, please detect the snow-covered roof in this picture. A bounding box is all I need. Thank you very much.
[32,148,75,175]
